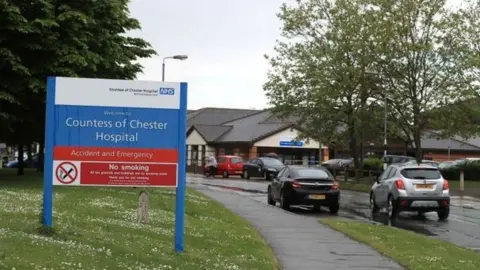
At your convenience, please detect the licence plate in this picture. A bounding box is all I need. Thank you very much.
[309,194,326,200]
[416,184,433,189]
[235,171,242,174]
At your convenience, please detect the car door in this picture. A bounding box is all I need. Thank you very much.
[374,167,391,205]
[272,168,286,200]
[256,159,266,177]
[379,167,397,206]
[246,159,258,176]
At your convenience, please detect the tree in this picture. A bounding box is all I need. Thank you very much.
[364,0,479,162]
[264,0,382,179]
[0,0,156,174]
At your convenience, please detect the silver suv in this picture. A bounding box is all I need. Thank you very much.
[370,163,450,220]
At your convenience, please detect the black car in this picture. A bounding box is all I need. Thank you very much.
[267,165,340,213]
[242,157,284,180]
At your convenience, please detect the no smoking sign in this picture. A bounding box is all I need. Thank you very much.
[55,161,78,184]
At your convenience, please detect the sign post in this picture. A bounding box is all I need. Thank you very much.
[43,77,188,252]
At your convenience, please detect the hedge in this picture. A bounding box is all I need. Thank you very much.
[440,161,480,181]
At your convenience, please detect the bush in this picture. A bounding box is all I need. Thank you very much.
[363,158,383,171]
[440,160,480,181]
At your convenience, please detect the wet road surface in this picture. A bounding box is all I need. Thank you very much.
[188,175,480,251]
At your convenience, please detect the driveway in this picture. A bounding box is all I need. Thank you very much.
[193,184,402,270]
[188,175,480,252]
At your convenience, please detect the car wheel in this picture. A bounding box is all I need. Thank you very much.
[243,170,250,179]
[267,187,276,206]
[437,207,449,221]
[264,172,271,181]
[387,195,397,220]
[222,170,229,178]
[280,190,290,210]
[329,203,339,214]
[370,192,379,213]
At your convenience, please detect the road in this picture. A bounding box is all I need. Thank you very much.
[188,175,480,252]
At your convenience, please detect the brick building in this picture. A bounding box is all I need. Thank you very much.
[186,107,480,169]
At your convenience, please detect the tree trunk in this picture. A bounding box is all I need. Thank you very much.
[27,143,33,168]
[17,144,24,176]
[37,140,45,172]
[413,129,422,163]
[347,121,360,182]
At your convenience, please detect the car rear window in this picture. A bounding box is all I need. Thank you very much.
[296,169,333,180]
[230,157,243,164]
[400,168,441,179]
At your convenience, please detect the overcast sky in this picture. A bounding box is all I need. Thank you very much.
[128,0,288,110]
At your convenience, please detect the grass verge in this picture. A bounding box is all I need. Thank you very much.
[320,218,480,269]
[0,169,278,269]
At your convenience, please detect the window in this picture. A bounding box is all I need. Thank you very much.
[261,158,283,166]
[380,167,392,180]
[295,169,333,180]
[387,168,397,179]
[400,168,441,179]
[231,157,243,164]
[277,168,287,178]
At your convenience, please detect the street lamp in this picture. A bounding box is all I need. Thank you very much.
[162,55,188,81]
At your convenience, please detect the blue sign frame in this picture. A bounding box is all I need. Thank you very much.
[42,77,188,252]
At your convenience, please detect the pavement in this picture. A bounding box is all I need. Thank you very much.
[187,174,480,252]
[193,184,403,270]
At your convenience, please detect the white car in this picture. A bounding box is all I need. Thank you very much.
[370,163,449,220]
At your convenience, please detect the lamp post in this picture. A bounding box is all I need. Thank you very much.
[162,55,188,81]
[383,87,388,170]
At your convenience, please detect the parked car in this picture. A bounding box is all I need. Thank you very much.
[5,154,39,168]
[242,157,284,180]
[321,159,344,170]
[438,161,454,170]
[370,163,450,220]
[404,160,439,167]
[267,165,340,213]
[216,155,244,178]
[383,155,415,166]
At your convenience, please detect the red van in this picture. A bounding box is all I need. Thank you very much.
[217,155,244,178]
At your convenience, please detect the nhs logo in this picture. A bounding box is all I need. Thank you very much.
[159,87,175,95]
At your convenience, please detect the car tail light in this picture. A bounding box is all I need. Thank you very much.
[443,179,449,190]
[331,181,339,190]
[395,179,405,190]
[292,180,301,188]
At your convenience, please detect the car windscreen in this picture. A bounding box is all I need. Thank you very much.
[295,169,333,180]
[400,168,441,179]
[262,158,283,166]
[230,157,243,164]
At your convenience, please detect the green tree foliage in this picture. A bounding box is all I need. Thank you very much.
[0,0,156,174]
[264,0,382,177]
[365,0,479,162]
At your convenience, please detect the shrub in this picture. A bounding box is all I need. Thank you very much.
[440,160,480,181]
[364,158,383,171]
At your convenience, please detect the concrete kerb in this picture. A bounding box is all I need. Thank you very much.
[201,183,267,194]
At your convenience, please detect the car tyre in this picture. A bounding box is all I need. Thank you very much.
[437,207,449,221]
[329,203,339,214]
[267,187,276,206]
[280,190,290,210]
[243,170,250,179]
[387,195,398,220]
[222,170,229,178]
[370,192,379,213]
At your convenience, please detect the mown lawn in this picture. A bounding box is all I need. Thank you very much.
[320,218,480,270]
[0,169,278,270]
